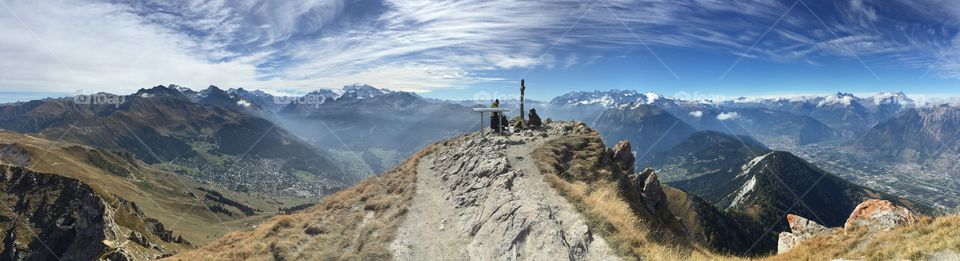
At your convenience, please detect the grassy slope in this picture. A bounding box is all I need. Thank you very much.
[161,124,960,260]
[532,131,724,260]
[772,215,960,261]
[0,131,301,246]
[164,140,445,260]
[531,127,960,261]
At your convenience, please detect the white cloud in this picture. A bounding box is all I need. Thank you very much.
[2,0,960,94]
[689,110,703,118]
[562,54,579,69]
[818,93,855,106]
[717,112,739,120]
[0,0,260,93]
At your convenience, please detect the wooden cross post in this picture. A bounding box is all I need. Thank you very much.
[520,79,526,122]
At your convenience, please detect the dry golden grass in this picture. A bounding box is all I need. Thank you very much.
[531,129,960,261]
[165,141,447,260]
[165,127,960,261]
[773,215,960,261]
[0,131,290,246]
[542,174,719,261]
[532,132,738,261]
[661,186,704,243]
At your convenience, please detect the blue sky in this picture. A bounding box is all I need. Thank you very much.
[1,0,959,102]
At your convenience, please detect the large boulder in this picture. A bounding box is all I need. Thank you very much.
[778,214,829,254]
[844,199,916,232]
[609,140,635,174]
[629,168,664,211]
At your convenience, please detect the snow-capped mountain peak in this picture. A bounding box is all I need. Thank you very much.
[550,90,671,108]
[868,92,913,106]
[167,84,194,94]
[341,83,392,100]
[228,88,272,99]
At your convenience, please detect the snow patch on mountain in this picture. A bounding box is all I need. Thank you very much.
[551,90,672,108]
[867,92,914,106]
[342,83,391,100]
[644,92,662,104]
[169,84,193,93]
[578,96,617,107]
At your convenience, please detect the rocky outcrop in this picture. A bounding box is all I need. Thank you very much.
[0,165,185,260]
[547,121,594,137]
[608,140,634,174]
[425,133,611,260]
[145,218,189,245]
[778,199,918,255]
[844,199,916,232]
[629,168,666,212]
[0,164,118,261]
[778,214,829,254]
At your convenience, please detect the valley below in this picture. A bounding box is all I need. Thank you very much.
[0,86,959,260]
[787,141,960,211]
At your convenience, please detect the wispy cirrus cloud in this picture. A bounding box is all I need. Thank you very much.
[1,0,959,94]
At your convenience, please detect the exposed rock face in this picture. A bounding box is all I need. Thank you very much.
[630,168,666,211]
[145,218,188,245]
[104,249,134,261]
[0,165,185,260]
[426,133,610,260]
[0,164,117,260]
[609,140,635,174]
[778,214,829,254]
[787,214,828,235]
[777,200,919,255]
[844,199,916,232]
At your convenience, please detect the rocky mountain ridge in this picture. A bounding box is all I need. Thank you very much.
[857,105,960,163]
[0,129,317,259]
[163,120,957,260]
[663,130,928,253]
[0,85,352,198]
[392,125,617,260]
[0,164,188,260]
[167,121,743,259]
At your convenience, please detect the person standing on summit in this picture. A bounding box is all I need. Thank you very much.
[490,99,502,132]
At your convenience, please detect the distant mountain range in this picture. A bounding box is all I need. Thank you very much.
[0,84,957,259]
[590,104,698,165]
[548,90,923,144]
[719,92,916,137]
[0,85,352,198]
[857,105,960,164]
[275,86,476,174]
[2,85,957,207]
[658,131,928,252]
